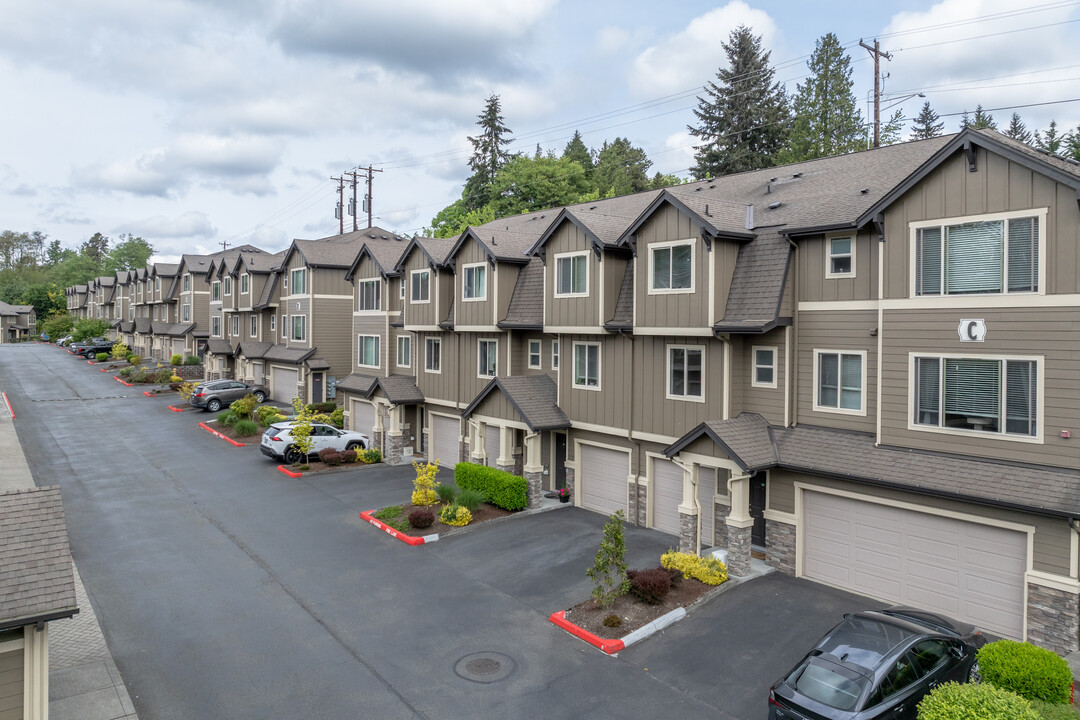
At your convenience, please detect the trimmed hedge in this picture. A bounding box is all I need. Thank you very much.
[978,640,1073,704]
[917,681,1038,720]
[454,462,527,511]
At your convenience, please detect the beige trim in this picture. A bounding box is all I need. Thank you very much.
[783,326,792,427]
[751,345,778,389]
[674,450,741,476]
[552,251,589,298]
[460,262,487,303]
[1026,570,1080,593]
[798,300,879,312]
[762,508,797,525]
[0,636,24,654]
[543,326,607,335]
[470,412,528,433]
[573,438,633,508]
[647,238,696,295]
[571,341,601,391]
[455,325,500,332]
[404,325,442,332]
[634,327,713,337]
[477,337,498,379]
[666,344,705,403]
[410,269,431,304]
[569,420,679,445]
[722,339,731,420]
[824,233,856,280]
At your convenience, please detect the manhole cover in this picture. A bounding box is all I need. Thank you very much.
[453,651,515,683]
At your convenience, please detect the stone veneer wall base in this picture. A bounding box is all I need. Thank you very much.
[1026,583,1080,655]
[765,519,796,576]
[726,525,752,577]
[679,512,699,555]
[524,471,543,509]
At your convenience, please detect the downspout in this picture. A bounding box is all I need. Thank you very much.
[629,330,639,526]
[786,236,799,426]
[876,222,885,446]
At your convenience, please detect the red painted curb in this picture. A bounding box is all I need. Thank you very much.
[113,376,134,387]
[359,510,436,546]
[548,611,625,654]
[143,391,155,397]
[87,359,94,365]
[2,392,13,420]
[277,465,303,478]
[100,367,109,372]
[198,422,245,447]
[168,405,186,413]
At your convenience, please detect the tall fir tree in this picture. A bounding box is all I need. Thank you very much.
[781,33,864,163]
[464,94,514,209]
[909,101,944,140]
[562,130,594,177]
[1035,120,1066,154]
[592,137,653,197]
[688,25,788,179]
[879,110,906,146]
[1004,113,1032,144]
[963,105,997,130]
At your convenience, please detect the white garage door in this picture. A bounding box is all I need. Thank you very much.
[651,458,683,536]
[484,425,501,467]
[172,338,185,356]
[271,367,299,403]
[803,491,1027,639]
[579,445,628,517]
[698,467,717,547]
[349,399,375,438]
[429,414,459,468]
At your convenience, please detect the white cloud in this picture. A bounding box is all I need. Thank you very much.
[631,1,780,98]
[115,211,217,239]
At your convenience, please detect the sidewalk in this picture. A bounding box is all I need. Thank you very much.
[0,402,138,720]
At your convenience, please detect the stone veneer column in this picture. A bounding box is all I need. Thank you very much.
[521,432,543,509]
[372,402,386,456]
[726,525,752,577]
[724,473,753,576]
[386,404,404,465]
[1026,583,1080,655]
[679,512,699,554]
[765,519,796,576]
[565,467,576,499]
[633,480,647,526]
[713,503,730,547]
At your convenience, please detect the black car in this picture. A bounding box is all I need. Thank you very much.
[79,340,115,358]
[769,607,985,720]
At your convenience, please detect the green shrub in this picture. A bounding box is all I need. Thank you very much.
[439,504,471,527]
[454,462,527,511]
[457,487,485,512]
[372,505,408,531]
[95,352,108,362]
[230,394,257,420]
[256,405,284,427]
[154,368,174,384]
[1032,701,1080,720]
[603,614,622,628]
[660,550,728,585]
[184,355,201,365]
[586,510,630,608]
[436,484,458,505]
[233,419,258,436]
[217,411,238,426]
[978,640,1073,704]
[128,355,141,365]
[330,406,344,428]
[307,401,337,414]
[359,448,381,464]
[119,367,132,377]
[310,413,332,425]
[170,354,183,365]
[917,681,1038,720]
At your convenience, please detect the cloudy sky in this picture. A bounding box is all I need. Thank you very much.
[2,0,1078,262]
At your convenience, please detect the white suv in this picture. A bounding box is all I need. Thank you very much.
[260,422,370,464]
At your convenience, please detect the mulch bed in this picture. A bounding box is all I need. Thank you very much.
[378,502,516,537]
[563,577,715,639]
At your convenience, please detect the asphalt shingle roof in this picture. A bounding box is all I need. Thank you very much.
[368,375,424,404]
[206,339,235,356]
[262,345,315,364]
[715,229,792,333]
[236,341,272,359]
[500,258,544,328]
[336,373,378,394]
[463,375,569,431]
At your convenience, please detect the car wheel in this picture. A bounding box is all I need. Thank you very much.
[346,441,364,451]
[284,447,302,465]
[968,661,981,684]
[207,398,222,413]
[253,391,266,403]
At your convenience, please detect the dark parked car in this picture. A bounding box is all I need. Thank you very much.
[79,339,115,358]
[769,607,985,720]
[189,379,269,412]
[69,337,108,355]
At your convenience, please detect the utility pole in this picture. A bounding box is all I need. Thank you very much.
[331,175,345,234]
[363,165,383,229]
[859,39,892,148]
[219,239,230,251]
[345,170,360,232]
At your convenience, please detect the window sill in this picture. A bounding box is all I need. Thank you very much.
[812,405,867,417]
[905,423,1042,444]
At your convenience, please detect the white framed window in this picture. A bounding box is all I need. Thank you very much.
[241,274,250,294]
[155,277,161,291]
[425,337,441,373]
[282,274,287,291]
[270,315,276,333]
[397,335,411,368]
[182,303,191,322]
[128,306,134,320]
[357,279,381,311]
[528,339,542,368]
[249,315,258,337]
[826,236,855,278]
[912,210,1043,297]
[357,335,379,368]
[291,314,305,341]
[462,263,486,301]
[411,269,430,303]
[153,306,158,320]
[554,252,588,296]
[183,274,191,292]
[649,240,694,293]
[552,340,559,369]
[280,314,287,339]
[814,350,866,415]
[224,276,232,296]
[211,316,222,337]
[752,346,777,388]
[230,315,239,336]
[478,339,498,378]
[400,277,405,300]
[211,281,221,302]
[667,345,703,400]
[290,268,306,294]
[912,353,1040,440]
[573,342,600,390]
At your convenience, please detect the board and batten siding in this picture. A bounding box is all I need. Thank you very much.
[0,646,23,720]
[401,250,438,327]
[415,332,460,404]
[630,336,725,439]
[544,222,601,328]
[454,238,494,327]
[797,229,878,302]
[633,204,711,329]
[510,335,558,380]
[308,295,352,374]
[768,469,1072,576]
[560,334,632,429]
[496,262,519,325]
[732,329,787,426]
[351,315,386,373]
[879,307,1079,469]
[472,389,520,425]
[796,309,877,433]
[312,266,352,297]
[283,296,312,349]
[882,147,1080,299]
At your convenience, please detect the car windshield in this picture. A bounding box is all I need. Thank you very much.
[793,657,869,712]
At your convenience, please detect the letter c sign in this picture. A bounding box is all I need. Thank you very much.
[958,319,987,343]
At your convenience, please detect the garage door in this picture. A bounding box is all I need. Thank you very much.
[429,414,459,468]
[484,424,501,467]
[0,647,22,718]
[651,458,683,536]
[579,445,628,517]
[172,338,185,356]
[698,467,717,547]
[802,491,1027,639]
[271,367,299,403]
[349,399,375,438]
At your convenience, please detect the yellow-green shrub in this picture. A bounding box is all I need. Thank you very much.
[917,681,1038,720]
[439,504,471,527]
[661,550,728,585]
[411,460,440,506]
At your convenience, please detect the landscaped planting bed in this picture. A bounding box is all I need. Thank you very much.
[369,502,515,538]
[562,575,714,639]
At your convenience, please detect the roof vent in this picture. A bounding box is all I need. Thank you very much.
[860,188,869,194]
[792,172,802,178]
[695,187,702,192]
[381,235,388,239]
[768,201,782,210]
[769,177,777,182]
[709,184,716,189]
[369,233,376,239]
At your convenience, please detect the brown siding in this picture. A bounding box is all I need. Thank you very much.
[561,334,632,429]
[352,314,386,373]
[312,267,351,297]
[629,336,725,439]
[455,238,494,327]
[402,251,437,327]
[712,241,740,320]
[796,310,877,432]
[309,297,352,375]
[603,254,628,324]
[545,222,600,327]
[0,646,23,720]
[415,332,460,404]
[473,389,520,424]
[798,228,878,302]
[510,334,557,379]
[734,329,787,425]
[284,297,311,349]
[633,204,711,329]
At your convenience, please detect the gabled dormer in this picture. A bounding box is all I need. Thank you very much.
[396,236,456,331]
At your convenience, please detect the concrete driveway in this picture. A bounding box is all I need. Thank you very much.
[1,344,879,720]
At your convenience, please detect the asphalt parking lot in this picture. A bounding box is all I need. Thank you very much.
[1,343,876,719]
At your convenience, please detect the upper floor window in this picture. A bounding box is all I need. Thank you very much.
[211,316,222,337]
[155,277,161,291]
[573,342,600,389]
[411,270,430,303]
[241,274,249,294]
[223,276,232,296]
[649,240,693,293]
[914,355,1038,439]
[814,350,865,415]
[230,315,239,336]
[280,314,287,338]
[397,335,411,368]
[826,236,854,278]
[291,314,305,341]
[555,253,588,296]
[752,346,777,388]
[552,340,559,369]
[358,335,379,368]
[211,282,221,302]
[357,279,381,311]
[400,277,405,300]
[528,340,542,369]
[462,263,486,301]
[270,315,276,333]
[290,268,306,295]
[182,303,191,323]
[478,339,497,378]
[425,337,441,373]
[914,212,1040,297]
[668,346,703,400]
[250,315,258,337]
[183,274,191,292]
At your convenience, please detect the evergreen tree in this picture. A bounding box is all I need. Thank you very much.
[1064,126,1080,161]
[592,137,653,197]
[879,110,906,146]
[465,94,514,209]
[964,105,996,130]
[909,101,944,140]
[1035,120,1066,155]
[562,130,593,176]
[781,33,864,163]
[1004,113,1032,144]
[689,25,788,179]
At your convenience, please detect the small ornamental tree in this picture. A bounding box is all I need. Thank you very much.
[289,397,315,460]
[586,510,631,608]
[111,340,129,360]
[411,460,441,506]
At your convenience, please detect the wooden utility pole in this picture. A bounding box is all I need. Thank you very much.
[345,170,360,232]
[364,165,383,229]
[331,175,345,234]
[859,39,892,148]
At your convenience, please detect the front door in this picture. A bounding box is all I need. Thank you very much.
[312,373,324,403]
[554,432,567,490]
[749,471,767,547]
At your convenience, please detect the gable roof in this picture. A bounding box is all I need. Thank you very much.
[461,374,569,431]
[365,375,424,404]
[342,227,415,280]
[499,257,544,329]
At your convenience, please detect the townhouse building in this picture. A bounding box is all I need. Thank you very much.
[0,301,35,342]
[207,247,284,383]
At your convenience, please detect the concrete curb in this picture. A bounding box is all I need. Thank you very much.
[277,465,302,478]
[549,605,687,656]
[143,391,155,397]
[359,510,439,546]
[198,422,245,447]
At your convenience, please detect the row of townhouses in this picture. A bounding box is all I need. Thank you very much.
[0,301,35,343]
[65,128,1080,654]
